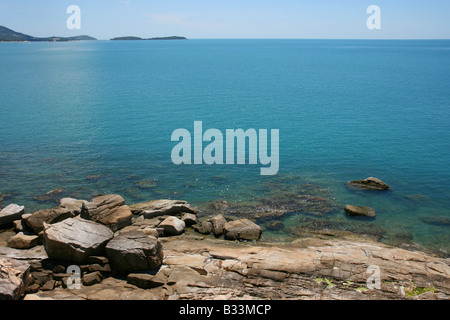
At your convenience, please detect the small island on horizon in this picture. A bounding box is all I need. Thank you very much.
[0,26,187,43]
[111,36,187,41]
[0,26,96,42]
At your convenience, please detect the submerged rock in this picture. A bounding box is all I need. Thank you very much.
[42,217,114,263]
[33,188,67,203]
[133,179,158,189]
[420,216,450,227]
[344,205,376,218]
[159,216,185,236]
[81,194,132,232]
[346,177,390,191]
[0,204,25,227]
[0,192,3,210]
[224,219,262,241]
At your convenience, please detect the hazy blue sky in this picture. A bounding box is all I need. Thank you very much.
[1,0,449,39]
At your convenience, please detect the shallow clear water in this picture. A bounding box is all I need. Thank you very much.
[0,40,449,255]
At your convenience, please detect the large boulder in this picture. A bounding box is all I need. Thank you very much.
[159,216,185,236]
[81,195,132,232]
[105,230,164,274]
[0,258,30,300]
[42,217,114,264]
[24,198,86,234]
[347,177,390,191]
[129,199,197,219]
[193,221,213,235]
[0,204,25,227]
[224,219,262,241]
[345,205,376,218]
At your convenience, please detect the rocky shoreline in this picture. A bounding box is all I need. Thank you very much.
[1,180,449,300]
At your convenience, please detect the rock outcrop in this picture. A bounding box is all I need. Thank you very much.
[42,218,114,263]
[345,205,376,218]
[81,195,132,232]
[0,204,25,227]
[347,177,390,191]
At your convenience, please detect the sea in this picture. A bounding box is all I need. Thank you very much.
[0,39,449,256]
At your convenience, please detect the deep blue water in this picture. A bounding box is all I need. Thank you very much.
[0,40,449,254]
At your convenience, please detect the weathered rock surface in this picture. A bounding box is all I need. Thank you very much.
[224,219,262,241]
[347,177,390,191]
[126,273,166,289]
[129,200,197,219]
[210,215,227,236]
[25,198,86,234]
[345,205,376,218]
[0,204,25,227]
[82,271,103,286]
[105,230,164,274]
[159,216,185,236]
[20,235,450,300]
[81,195,132,232]
[7,232,39,249]
[0,258,30,300]
[42,218,114,263]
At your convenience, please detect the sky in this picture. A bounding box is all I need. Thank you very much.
[0,0,449,39]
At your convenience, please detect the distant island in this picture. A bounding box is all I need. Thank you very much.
[0,26,96,42]
[111,36,187,41]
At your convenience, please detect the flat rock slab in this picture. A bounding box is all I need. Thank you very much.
[224,219,262,241]
[43,218,114,264]
[106,230,163,274]
[0,204,25,227]
[129,199,197,218]
[0,258,30,300]
[347,177,390,191]
[81,195,132,232]
[345,205,377,218]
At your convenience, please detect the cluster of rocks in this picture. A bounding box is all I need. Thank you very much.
[344,177,391,218]
[0,194,263,299]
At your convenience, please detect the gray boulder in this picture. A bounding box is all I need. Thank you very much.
[129,199,197,218]
[105,230,164,274]
[0,204,25,227]
[347,177,390,191]
[159,216,185,236]
[224,219,262,241]
[81,194,132,232]
[344,205,376,218]
[42,217,114,263]
[24,198,86,234]
[0,258,30,300]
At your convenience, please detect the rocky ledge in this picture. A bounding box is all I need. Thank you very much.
[0,192,449,300]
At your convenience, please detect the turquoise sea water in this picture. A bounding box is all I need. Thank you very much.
[0,40,449,255]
